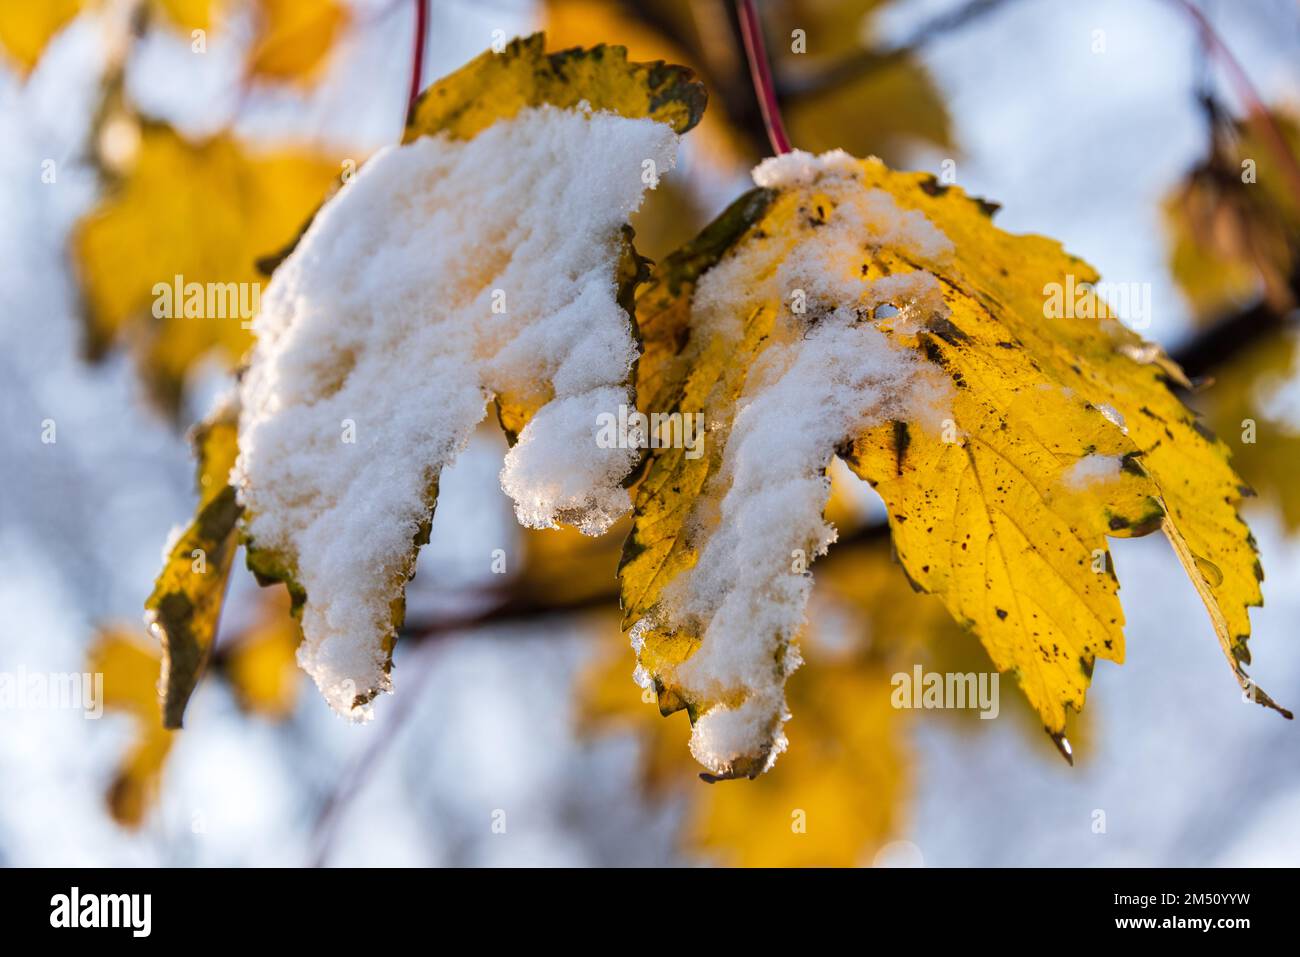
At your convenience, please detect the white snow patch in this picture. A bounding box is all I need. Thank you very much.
[643,150,954,776]
[1064,453,1124,490]
[236,106,678,717]
[1097,402,1127,433]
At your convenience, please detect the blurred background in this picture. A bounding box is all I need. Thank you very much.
[2,0,1299,867]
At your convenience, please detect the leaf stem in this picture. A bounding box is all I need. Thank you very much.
[405,0,429,125]
[736,0,792,155]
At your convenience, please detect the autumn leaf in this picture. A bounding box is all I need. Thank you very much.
[0,0,219,76]
[145,396,241,728]
[769,0,954,163]
[1202,329,1300,532]
[406,32,705,144]
[221,589,303,719]
[73,120,339,410]
[153,0,215,32]
[621,150,1287,779]
[154,34,706,724]
[1164,111,1300,321]
[87,628,174,827]
[247,0,348,84]
[786,56,954,166]
[852,158,1285,723]
[590,536,977,865]
[0,0,83,74]
[543,0,749,256]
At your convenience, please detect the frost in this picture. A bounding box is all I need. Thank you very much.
[645,150,954,776]
[236,106,678,717]
[1097,402,1127,433]
[1064,453,1124,490]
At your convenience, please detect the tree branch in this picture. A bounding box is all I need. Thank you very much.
[778,0,1026,100]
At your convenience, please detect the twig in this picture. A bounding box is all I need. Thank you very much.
[1165,0,1300,204]
[736,0,792,154]
[308,639,441,867]
[778,0,1024,99]
[1167,268,1300,380]
[405,0,429,125]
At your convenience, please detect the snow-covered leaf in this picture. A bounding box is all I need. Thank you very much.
[620,150,1287,779]
[405,32,705,144]
[232,36,704,719]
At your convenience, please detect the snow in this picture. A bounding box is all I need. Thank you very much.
[1063,453,1124,490]
[642,151,954,776]
[1097,402,1128,433]
[236,105,678,717]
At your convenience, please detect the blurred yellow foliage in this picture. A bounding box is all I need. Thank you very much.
[587,540,967,866]
[1165,112,1300,321]
[74,122,339,409]
[0,0,83,73]
[248,0,348,84]
[1203,332,1300,532]
[88,628,174,827]
[223,590,302,719]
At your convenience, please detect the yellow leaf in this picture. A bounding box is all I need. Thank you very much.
[767,0,954,163]
[0,0,84,74]
[589,539,947,865]
[406,33,706,144]
[1202,330,1300,532]
[73,121,339,410]
[222,590,302,719]
[843,160,1283,721]
[619,188,776,631]
[621,151,1286,777]
[145,397,240,728]
[153,0,213,31]
[247,0,347,84]
[694,663,905,866]
[87,628,174,827]
[1163,111,1300,321]
[787,56,955,165]
[212,35,705,722]
[544,0,746,256]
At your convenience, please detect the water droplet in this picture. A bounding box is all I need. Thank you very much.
[1049,730,1074,766]
[1195,555,1224,587]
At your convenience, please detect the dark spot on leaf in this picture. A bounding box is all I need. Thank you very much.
[919,175,949,197]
